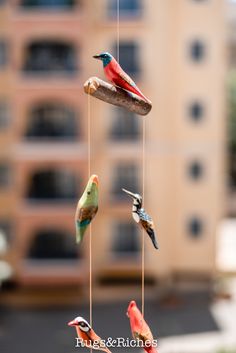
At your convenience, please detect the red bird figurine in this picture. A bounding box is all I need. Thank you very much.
[68,316,112,353]
[127,300,158,353]
[93,52,150,102]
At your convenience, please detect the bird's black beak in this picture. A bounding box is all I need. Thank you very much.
[122,188,137,200]
[93,54,101,60]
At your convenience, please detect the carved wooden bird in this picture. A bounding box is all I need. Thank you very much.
[75,175,98,244]
[68,316,112,353]
[122,188,159,249]
[127,300,158,353]
[93,52,149,102]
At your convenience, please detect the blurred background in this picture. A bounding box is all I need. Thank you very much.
[0,0,236,352]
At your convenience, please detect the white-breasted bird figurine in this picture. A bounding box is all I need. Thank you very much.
[68,316,112,353]
[122,188,159,250]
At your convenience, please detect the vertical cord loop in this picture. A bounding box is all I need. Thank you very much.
[87,83,92,335]
[142,118,145,316]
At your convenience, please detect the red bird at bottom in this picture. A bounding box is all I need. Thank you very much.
[93,52,150,103]
[127,300,158,353]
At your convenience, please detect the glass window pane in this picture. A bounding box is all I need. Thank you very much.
[108,0,142,18]
[27,169,79,201]
[110,108,140,141]
[25,103,78,140]
[21,0,76,8]
[0,101,10,128]
[113,42,140,77]
[23,41,77,74]
[0,41,8,68]
[188,161,204,180]
[28,229,79,260]
[112,164,140,199]
[0,163,11,187]
[187,217,204,238]
[112,222,140,255]
[189,40,206,62]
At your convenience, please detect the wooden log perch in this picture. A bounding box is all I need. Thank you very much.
[84,77,152,116]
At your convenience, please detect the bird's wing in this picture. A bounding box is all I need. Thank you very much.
[77,206,98,224]
[118,69,136,88]
[134,330,153,343]
[140,217,155,232]
[140,209,153,223]
[90,331,112,353]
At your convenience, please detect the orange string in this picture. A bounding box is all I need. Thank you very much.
[87,83,93,340]
[117,0,119,62]
[142,118,145,316]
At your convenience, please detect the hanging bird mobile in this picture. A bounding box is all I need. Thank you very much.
[68,316,112,353]
[127,300,158,353]
[75,174,99,244]
[93,52,150,102]
[122,188,159,249]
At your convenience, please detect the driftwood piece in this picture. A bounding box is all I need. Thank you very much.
[84,77,152,116]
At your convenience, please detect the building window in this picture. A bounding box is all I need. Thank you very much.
[0,221,11,250]
[113,42,140,77]
[27,169,79,201]
[21,0,76,8]
[187,217,204,238]
[188,101,205,122]
[25,103,78,140]
[110,108,140,141]
[112,164,140,200]
[0,163,11,187]
[0,41,8,68]
[0,101,10,128]
[188,160,204,180]
[108,0,142,19]
[112,222,140,255]
[229,43,236,68]
[189,40,206,62]
[28,229,78,260]
[23,41,77,74]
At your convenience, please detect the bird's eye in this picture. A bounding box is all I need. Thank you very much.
[87,191,91,195]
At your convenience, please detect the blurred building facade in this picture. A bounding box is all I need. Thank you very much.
[227,0,236,216]
[0,0,225,302]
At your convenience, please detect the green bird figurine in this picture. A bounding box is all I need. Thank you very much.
[75,175,99,244]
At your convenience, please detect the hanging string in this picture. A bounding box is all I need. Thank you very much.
[116,0,146,315]
[142,118,146,316]
[117,0,119,62]
[87,83,93,333]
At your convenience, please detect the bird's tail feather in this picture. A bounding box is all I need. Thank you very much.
[103,347,112,353]
[147,229,159,250]
[145,345,158,353]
